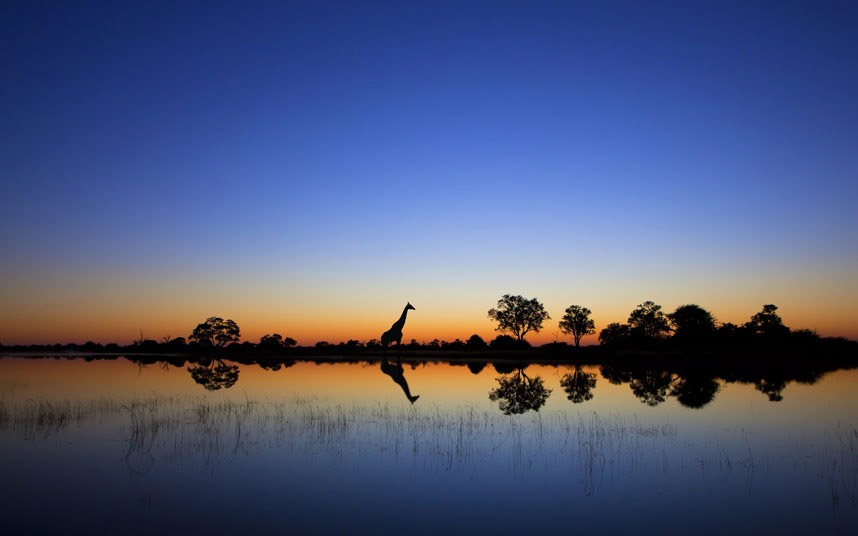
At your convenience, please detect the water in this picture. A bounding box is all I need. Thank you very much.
[1,355,856,534]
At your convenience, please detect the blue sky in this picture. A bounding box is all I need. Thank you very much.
[2,1,857,344]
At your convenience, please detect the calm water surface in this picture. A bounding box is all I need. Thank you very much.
[1,356,856,535]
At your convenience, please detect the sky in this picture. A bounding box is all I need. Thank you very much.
[2,1,857,346]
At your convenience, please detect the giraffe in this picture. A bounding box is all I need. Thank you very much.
[380,302,415,350]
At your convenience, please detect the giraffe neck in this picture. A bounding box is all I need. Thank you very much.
[396,306,410,327]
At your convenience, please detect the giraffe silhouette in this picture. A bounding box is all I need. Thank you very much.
[381,302,415,351]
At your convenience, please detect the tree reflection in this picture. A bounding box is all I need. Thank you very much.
[489,368,551,415]
[599,364,633,385]
[257,359,295,372]
[559,366,597,403]
[629,370,673,406]
[671,374,720,409]
[467,362,487,375]
[187,360,239,391]
[755,376,787,402]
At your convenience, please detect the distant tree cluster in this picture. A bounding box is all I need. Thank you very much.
[598,302,801,349]
[482,293,823,351]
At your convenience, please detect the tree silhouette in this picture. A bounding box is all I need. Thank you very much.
[187,360,239,391]
[559,366,597,403]
[259,333,284,351]
[745,304,789,337]
[488,368,551,415]
[667,304,715,342]
[489,334,530,350]
[598,322,631,346]
[487,294,550,342]
[189,317,241,347]
[628,301,670,339]
[558,305,596,347]
[466,334,488,350]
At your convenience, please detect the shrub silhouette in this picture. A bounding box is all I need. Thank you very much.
[489,334,531,350]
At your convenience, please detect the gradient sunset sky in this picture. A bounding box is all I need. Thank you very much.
[2,1,857,346]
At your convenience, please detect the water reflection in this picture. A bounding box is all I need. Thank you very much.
[29,351,847,409]
[629,369,674,406]
[488,367,551,415]
[755,376,787,402]
[380,355,420,404]
[560,366,597,403]
[467,361,487,375]
[187,359,240,391]
[258,359,295,372]
[671,374,720,409]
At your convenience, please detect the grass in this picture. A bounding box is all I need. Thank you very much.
[1,394,856,504]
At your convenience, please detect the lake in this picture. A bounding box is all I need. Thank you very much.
[1,355,856,535]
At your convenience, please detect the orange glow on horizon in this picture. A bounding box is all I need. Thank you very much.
[2,304,856,347]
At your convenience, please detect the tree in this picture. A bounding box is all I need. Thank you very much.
[466,334,488,350]
[189,317,241,347]
[667,304,715,342]
[259,333,284,352]
[558,305,596,347]
[628,301,670,339]
[598,323,631,346]
[487,294,550,342]
[745,304,789,337]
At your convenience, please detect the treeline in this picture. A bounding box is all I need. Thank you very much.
[0,332,519,356]
[486,295,856,353]
[1,300,855,358]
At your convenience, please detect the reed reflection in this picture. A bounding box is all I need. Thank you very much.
[488,367,551,415]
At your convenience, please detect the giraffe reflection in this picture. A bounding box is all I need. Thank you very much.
[380,355,420,404]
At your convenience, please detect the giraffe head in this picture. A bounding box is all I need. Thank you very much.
[406,302,415,311]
